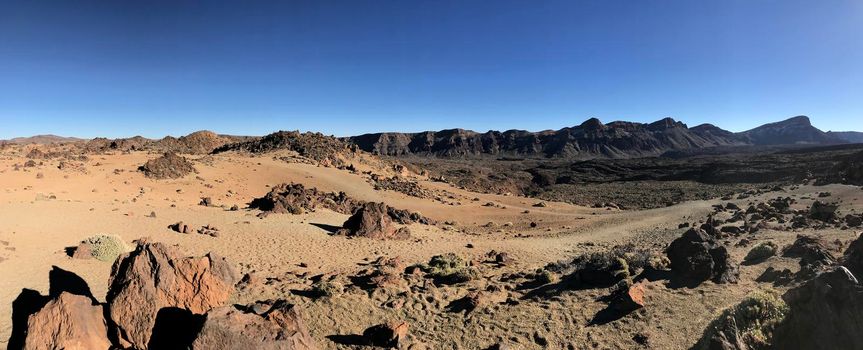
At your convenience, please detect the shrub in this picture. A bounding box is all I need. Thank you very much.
[426,253,477,284]
[696,289,788,350]
[535,269,556,285]
[745,242,778,263]
[562,244,652,287]
[311,280,342,298]
[81,234,130,262]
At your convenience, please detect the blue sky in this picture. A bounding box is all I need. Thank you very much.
[1,0,861,139]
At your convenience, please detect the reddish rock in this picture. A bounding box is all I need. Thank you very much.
[337,202,410,240]
[363,321,409,347]
[71,243,93,260]
[23,292,111,350]
[191,300,318,350]
[106,241,238,348]
[612,283,645,312]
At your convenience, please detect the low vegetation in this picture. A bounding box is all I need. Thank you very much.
[81,234,131,262]
[696,289,788,350]
[744,242,778,263]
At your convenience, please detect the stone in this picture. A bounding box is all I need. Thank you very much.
[666,228,739,284]
[23,292,111,350]
[363,321,409,348]
[191,300,318,350]
[106,241,238,348]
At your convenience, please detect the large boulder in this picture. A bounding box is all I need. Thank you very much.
[783,234,836,280]
[337,202,410,240]
[23,292,112,350]
[844,232,863,277]
[772,266,863,350]
[191,300,318,350]
[107,241,238,349]
[809,200,839,222]
[666,228,739,284]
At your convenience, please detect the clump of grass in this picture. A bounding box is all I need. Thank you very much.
[425,253,478,284]
[745,242,778,263]
[311,280,343,298]
[81,234,130,262]
[696,289,788,350]
[559,244,653,287]
[535,269,556,285]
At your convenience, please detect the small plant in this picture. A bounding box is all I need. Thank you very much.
[563,244,652,287]
[535,269,556,285]
[696,289,788,350]
[311,280,342,298]
[745,242,778,263]
[81,234,131,262]
[426,253,477,284]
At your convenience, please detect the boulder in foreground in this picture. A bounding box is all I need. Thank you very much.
[106,240,238,348]
[23,292,111,350]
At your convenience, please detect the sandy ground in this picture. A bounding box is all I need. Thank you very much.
[1,151,860,349]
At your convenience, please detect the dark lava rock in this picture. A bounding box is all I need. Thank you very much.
[138,152,196,179]
[666,228,739,284]
[772,266,863,350]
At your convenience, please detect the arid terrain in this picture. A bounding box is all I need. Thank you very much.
[1,121,863,349]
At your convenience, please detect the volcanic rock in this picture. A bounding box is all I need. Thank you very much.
[809,200,838,222]
[337,202,410,240]
[22,292,111,350]
[106,241,238,348]
[362,321,409,348]
[138,152,196,179]
[666,228,739,284]
[772,266,863,350]
[191,299,318,350]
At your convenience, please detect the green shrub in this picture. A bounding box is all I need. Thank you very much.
[426,253,477,284]
[82,234,130,262]
[745,242,778,263]
[696,289,788,350]
[562,244,652,287]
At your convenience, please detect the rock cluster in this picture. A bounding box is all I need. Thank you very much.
[138,152,196,179]
[250,183,435,226]
[16,240,318,350]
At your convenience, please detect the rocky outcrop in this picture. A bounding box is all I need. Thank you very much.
[138,152,196,179]
[666,228,739,284]
[22,292,112,350]
[106,241,239,348]
[337,202,411,240]
[348,118,746,159]
[772,266,863,350]
[250,183,434,225]
[191,299,318,350]
[214,130,354,167]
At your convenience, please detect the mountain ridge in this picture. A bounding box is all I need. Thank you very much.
[347,115,859,159]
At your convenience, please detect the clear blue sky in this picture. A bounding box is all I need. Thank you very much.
[1,0,861,139]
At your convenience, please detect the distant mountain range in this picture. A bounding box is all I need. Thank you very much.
[348,115,863,159]
[2,134,85,144]
[3,115,861,159]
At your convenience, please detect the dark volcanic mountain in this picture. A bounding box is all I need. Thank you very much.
[738,115,843,145]
[348,115,857,159]
[827,131,863,143]
[348,117,744,158]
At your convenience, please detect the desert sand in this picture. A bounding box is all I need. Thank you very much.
[1,144,861,349]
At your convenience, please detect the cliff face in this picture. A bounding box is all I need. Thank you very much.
[349,117,748,158]
[348,115,857,159]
